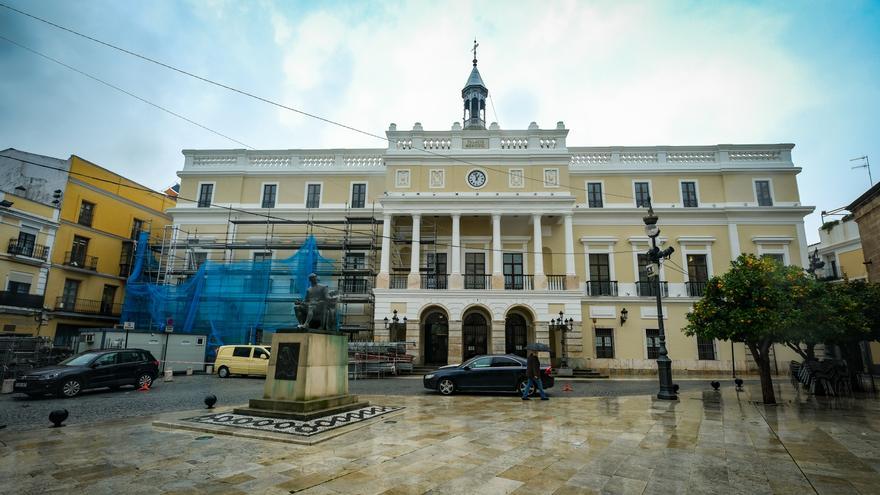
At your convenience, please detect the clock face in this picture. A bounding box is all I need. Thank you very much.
[467,170,487,188]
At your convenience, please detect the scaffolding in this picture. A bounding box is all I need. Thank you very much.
[389,216,438,288]
[348,341,414,379]
[121,208,381,359]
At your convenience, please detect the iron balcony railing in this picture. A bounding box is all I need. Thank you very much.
[7,238,49,261]
[686,281,709,297]
[586,280,618,296]
[0,291,44,309]
[340,278,372,294]
[54,297,122,316]
[504,274,534,290]
[420,274,448,290]
[464,274,491,290]
[63,251,98,271]
[389,274,408,289]
[636,281,669,297]
[547,275,567,291]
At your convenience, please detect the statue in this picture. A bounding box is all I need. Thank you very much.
[293,273,338,331]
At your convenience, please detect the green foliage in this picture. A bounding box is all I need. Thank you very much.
[820,220,840,231]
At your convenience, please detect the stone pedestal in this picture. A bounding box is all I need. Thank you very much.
[234,331,368,421]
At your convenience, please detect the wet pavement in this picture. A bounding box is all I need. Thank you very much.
[3,382,880,494]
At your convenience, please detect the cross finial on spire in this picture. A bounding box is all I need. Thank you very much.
[472,38,479,67]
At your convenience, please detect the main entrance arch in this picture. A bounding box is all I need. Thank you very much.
[505,313,528,357]
[462,311,489,360]
[422,308,449,365]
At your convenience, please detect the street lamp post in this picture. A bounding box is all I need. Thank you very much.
[550,311,574,368]
[643,204,678,400]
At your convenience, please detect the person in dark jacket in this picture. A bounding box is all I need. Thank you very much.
[522,350,548,400]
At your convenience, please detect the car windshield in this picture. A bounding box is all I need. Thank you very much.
[59,353,97,366]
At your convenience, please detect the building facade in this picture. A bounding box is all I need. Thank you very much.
[848,182,880,283]
[809,216,867,281]
[167,60,813,374]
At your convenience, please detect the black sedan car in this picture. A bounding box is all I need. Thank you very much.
[14,348,160,398]
[423,354,554,396]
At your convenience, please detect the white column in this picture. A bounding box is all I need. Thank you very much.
[492,214,502,274]
[564,214,575,275]
[727,223,741,259]
[451,214,461,274]
[796,221,809,268]
[410,214,421,275]
[380,214,392,273]
[532,214,544,275]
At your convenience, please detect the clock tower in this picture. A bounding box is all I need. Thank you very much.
[462,39,488,130]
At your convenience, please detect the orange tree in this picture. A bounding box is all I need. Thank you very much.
[684,254,812,404]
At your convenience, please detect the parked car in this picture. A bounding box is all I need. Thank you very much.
[423,354,554,396]
[215,345,271,378]
[13,348,159,398]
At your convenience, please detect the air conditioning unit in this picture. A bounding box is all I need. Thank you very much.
[84,333,94,343]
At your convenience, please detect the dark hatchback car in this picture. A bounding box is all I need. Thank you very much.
[14,349,160,398]
[423,354,554,396]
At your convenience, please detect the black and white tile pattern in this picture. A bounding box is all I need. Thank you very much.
[183,405,403,437]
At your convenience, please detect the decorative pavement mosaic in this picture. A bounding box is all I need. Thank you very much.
[4,386,880,494]
[183,405,404,437]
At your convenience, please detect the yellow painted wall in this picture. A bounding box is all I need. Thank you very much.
[838,248,868,279]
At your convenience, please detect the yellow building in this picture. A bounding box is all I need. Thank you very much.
[0,150,67,335]
[161,57,818,375]
[40,155,175,345]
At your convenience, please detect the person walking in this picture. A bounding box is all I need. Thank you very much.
[522,350,548,400]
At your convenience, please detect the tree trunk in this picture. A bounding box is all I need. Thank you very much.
[748,341,777,404]
[805,343,816,359]
[785,342,808,361]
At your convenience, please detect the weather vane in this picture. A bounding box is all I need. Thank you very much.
[472,38,479,66]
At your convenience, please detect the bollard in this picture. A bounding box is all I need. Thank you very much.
[186,367,193,376]
[1,379,14,394]
[164,369,174,382]
[205,365,214,375]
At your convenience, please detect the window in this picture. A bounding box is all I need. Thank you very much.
[503,253,524,289]
[7,281,30,294]
[467,356,493,368]
[100,285,117,314]
[351,183,366,208]
[306,184,321,208]
[119,351,142,364]
[197,183,213,208]
[634,182,651,208]
[131,218,144,240]
[465,252,486,289]
[646,329,660,359]
[15,231,36,257]
[491,357,520,367]
[687,255,709,282]
[93,353,117,367]
[61,279,80,309]
[345,252,366,269]
[829,259,838,279]
[253,252,272,263]
[191,252,207,270]
[681,182,698,207]
[589,253,610,281]
[253,347,269,359]
[78,200,95,227]
[261,184,277,208]
[588,182,603,208]
[70,236,89,266]
[3,325,15,332]
[762,253,785,265]
[595,328,614,358]
[697,336,716,360]
[232,347,252,358]
[755,180,773,206]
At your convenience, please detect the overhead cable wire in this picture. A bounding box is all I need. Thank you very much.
[0,34,254,149]
[0,2,645,202]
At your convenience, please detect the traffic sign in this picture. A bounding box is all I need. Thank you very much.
[123,321,135,330]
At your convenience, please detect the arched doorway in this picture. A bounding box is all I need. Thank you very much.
[505,313,528,357]
[423,310,449,365]
[462,312,488,360]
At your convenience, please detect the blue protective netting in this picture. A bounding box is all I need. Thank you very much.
[121,232,336,359]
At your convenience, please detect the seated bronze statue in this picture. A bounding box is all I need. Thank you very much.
[293,273,338,331]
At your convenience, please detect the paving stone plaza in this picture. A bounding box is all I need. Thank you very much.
[4,384,880,494]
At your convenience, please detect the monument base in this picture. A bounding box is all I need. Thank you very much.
[237,330,368,421]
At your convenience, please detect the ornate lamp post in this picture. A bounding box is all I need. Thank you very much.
[643,204,678,400]
[549,310,574,368]
[384,309,407,342]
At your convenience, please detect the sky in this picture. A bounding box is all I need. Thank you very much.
[1,0,879,243]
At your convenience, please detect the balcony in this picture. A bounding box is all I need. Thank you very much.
[586,280,618,296]
[63,251,98,271]
[547,275,566,291]
[389,274,408,289]
[421,274,448,290]
[7,238,49,261]
[686,281,709,297]
[505,274,534,290]
[464,274,491,290]
[0,291,44,309]
[54,297,122,316]
[340,278,372,294]
[636,281,669,297]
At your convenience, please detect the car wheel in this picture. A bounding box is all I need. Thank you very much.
[218,366,230,378]
[59,377,82,398]
[518,379,535,397]
[137,373,153,388]
[437,378,455,396]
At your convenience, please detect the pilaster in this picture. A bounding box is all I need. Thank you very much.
[447,320,462,364]
[491,320,506,355]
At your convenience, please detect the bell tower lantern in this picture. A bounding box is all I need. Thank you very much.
[462,39,488,130]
